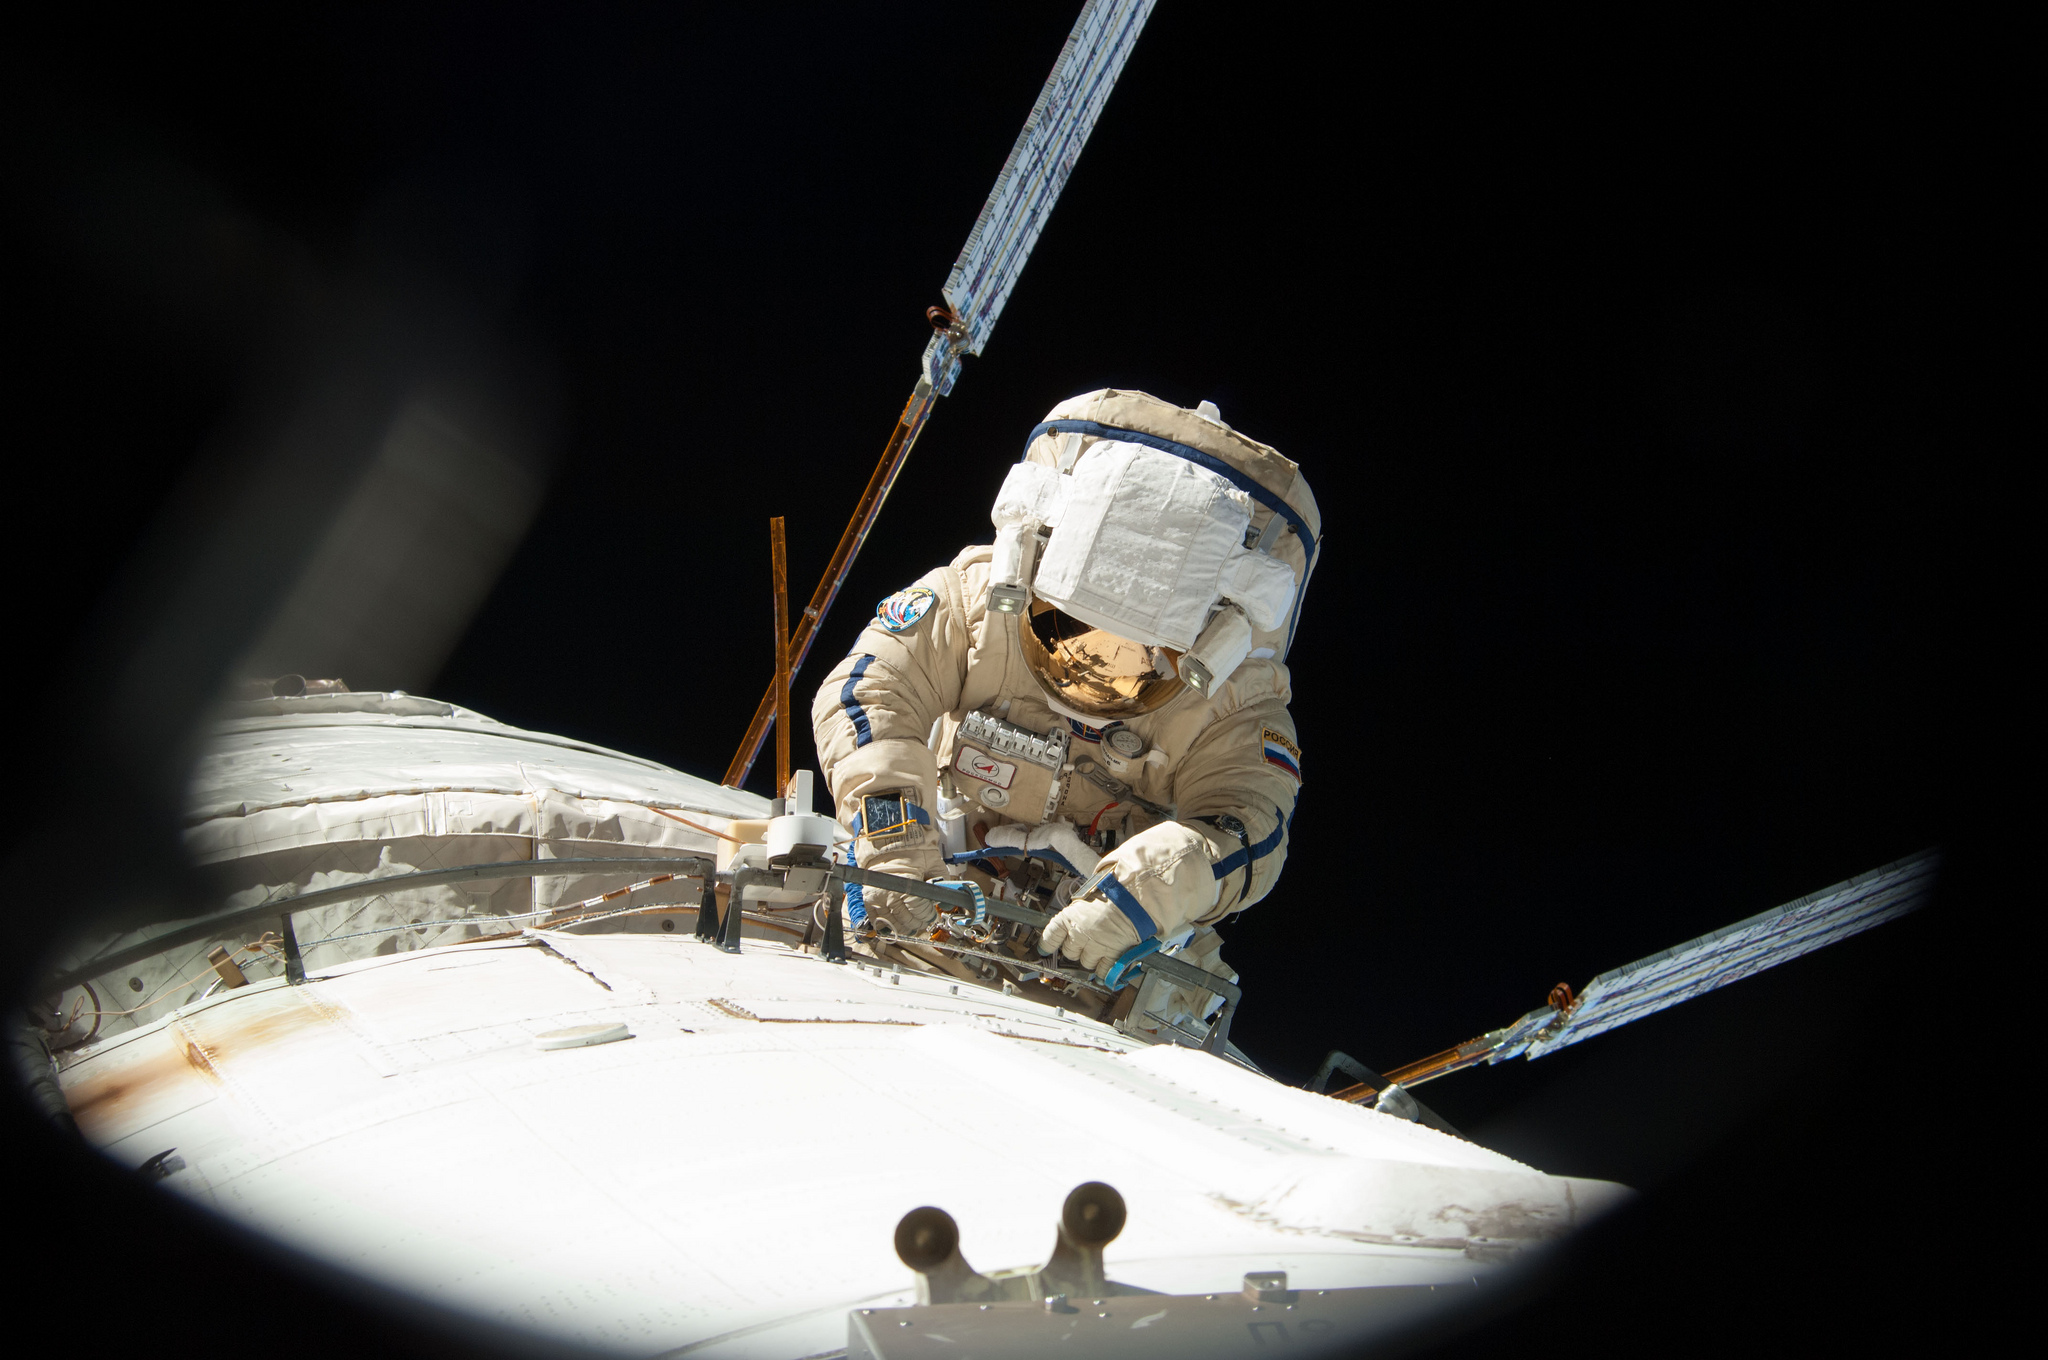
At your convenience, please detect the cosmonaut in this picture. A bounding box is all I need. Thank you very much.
[810,389,1317,1031]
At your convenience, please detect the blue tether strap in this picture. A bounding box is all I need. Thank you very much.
[1104,937,1160,989]
[927,879,986,926]
[1025,420,1316,550]
[842,842,867,924]
[943,845,1083,876]
[959,848,1156,950]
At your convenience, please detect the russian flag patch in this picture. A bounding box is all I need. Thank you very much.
[1262,727,1302,782]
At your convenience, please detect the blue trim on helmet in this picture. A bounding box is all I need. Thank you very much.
[1025,420,1316,550]
[1284,537,1320,655]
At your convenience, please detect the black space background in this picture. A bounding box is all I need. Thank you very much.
[1,5,2017,1357]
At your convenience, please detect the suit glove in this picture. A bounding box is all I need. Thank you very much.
[1038,892,1143,977]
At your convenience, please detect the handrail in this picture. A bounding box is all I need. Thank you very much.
[47,855,1242,1055]
[47,857,715,993]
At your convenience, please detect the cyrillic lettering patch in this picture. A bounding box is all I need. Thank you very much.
[1261,726,1301,781]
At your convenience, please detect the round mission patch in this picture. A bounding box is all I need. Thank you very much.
[875,585,936,632]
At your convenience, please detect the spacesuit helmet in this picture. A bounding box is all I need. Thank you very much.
[988,390,1321,722]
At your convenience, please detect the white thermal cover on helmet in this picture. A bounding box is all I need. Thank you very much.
[1033,441,1293,652]
[989,459,1069,592]
[990,459,1068,529]
[1220,547,1300,633]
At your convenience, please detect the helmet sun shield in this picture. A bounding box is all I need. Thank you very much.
[1033,441,1259,651]
[1020,603,1185,721]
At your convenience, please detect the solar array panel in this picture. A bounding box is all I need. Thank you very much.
[1491,849,1940,1063]
[921,0,1157,393]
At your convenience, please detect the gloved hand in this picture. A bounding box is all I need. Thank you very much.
[854,842,944,937]
[1038,820,1221,977]
[1038,891,1143,976]
[982,820,1101,878]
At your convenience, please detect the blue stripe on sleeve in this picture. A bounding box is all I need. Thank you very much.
[1248,817,1285,859]
[1211,815,1287,880]
[839,655,875,748]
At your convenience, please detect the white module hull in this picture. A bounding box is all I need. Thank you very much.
[62,924,1627,1356]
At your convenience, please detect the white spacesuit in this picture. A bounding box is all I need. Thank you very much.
[811,389,1318,1029]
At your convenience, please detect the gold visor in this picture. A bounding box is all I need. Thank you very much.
[1018,602,1185,721]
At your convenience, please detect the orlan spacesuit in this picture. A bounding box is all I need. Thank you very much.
[811,389,1318,1031]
